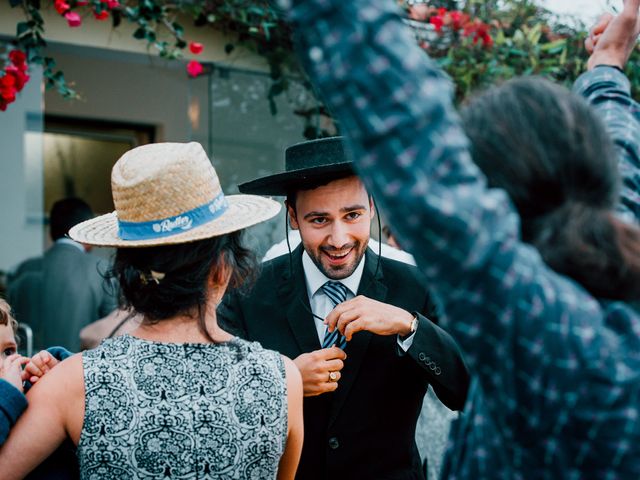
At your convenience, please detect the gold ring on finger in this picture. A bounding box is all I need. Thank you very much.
[329,371,338,382]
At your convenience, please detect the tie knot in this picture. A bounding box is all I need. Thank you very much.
[321,281,349,306]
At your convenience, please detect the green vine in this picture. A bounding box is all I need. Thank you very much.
[3,0,640,128]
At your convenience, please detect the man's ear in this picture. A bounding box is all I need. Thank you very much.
[286,201,300,230]
[369,196,375,220]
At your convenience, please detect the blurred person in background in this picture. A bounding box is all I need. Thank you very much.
[8,198,117,352]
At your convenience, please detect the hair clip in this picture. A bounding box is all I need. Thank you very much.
[140,270,166,285]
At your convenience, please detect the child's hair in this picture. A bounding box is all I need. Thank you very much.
[0,299,18,337]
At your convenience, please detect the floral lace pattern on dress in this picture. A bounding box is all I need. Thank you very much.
[78,334,287,479]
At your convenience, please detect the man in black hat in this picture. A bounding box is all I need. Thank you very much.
[219,136,469,480]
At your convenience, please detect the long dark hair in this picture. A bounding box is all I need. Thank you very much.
[110,231,256,341]
[462,76,640,301]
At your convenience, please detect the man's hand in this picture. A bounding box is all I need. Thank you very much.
[21,350,60,385]
[587,0,640,70]
[0,354,29,393]
[293,347,346,397]
[325,296,414,342]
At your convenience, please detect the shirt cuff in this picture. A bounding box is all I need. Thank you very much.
[397,331,416,352]
[573,65,631,97]
[0,379,27,425]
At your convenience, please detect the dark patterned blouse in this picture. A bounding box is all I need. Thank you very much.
[77,334,288,479]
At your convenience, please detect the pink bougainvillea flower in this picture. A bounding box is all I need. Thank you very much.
[94,9,109,20]
[65,11,82,27]
[186,60,203,77]
[54,0,71,15]
[107,0,120,9]
[189,42,204,55]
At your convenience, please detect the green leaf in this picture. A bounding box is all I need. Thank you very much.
[133,27,146,40]
[16,22,30,37]
[540,38,566,54]
[172,22,184,37]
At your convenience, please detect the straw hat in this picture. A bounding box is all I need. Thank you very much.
[238,136,353,196]
[69,142,280,247]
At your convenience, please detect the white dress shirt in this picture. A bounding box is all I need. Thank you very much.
[301,250,415,350]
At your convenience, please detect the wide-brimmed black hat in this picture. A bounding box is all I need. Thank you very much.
[238,136,354,196]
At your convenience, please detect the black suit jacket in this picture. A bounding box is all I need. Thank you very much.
[219,246,469,480]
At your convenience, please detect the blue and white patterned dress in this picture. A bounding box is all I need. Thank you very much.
[77,334,288,479]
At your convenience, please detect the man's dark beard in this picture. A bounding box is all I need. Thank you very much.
[307,240,368,280]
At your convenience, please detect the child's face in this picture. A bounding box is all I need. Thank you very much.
[0,324,17,360]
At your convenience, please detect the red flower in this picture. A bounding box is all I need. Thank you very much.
[5,66,29,91]
[1,87,16,103]
[54,0,70,15]
[462,20,494,48]
[430,15,444,33]
[449,11,468,32]
[9,50,27,67]
[0,74,15,88]
[189,42,204,55]
[0,100,7,112]
[94,9,109,20]
[76,0,89,5]
[186,60,203,77]
[107,0,120,9]
[437,7,447,16]
[65,11,82,27]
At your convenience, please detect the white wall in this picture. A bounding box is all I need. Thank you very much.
[0,66,44,272]
[44,44,191,141]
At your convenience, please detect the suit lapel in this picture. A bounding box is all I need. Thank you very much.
[328,248,387,427]
[278,244,321,355]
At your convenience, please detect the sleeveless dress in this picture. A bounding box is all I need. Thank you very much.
[77,334,288,479]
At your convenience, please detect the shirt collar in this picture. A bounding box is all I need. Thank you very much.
[302,249,366,298]
[56,237,85,252]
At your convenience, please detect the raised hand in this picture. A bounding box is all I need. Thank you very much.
[0,354,29,393]
[587,0,640,69]
[21,350,60,385]
[293,347,346,396]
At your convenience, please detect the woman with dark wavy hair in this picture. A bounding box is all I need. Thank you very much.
[279,0,640,477]
[0,142,303,479]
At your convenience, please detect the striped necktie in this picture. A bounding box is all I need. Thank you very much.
[321,281,349,350]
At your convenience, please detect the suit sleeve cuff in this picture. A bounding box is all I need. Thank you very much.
[397,331,416,353]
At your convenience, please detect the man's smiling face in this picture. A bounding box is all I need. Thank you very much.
[289,175,373,280]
